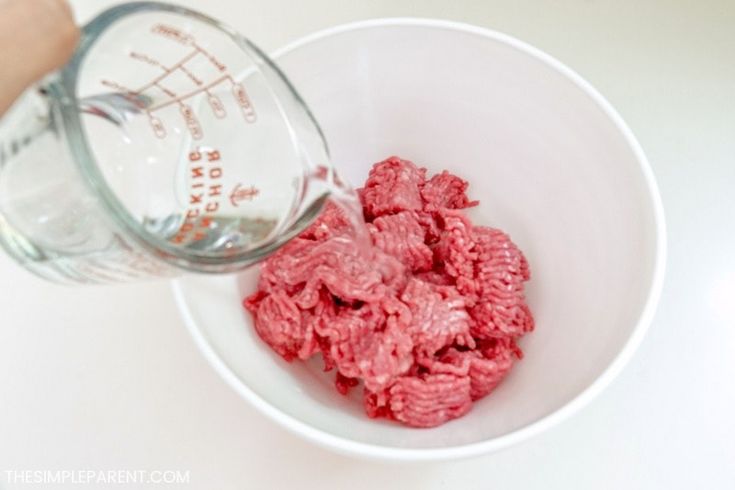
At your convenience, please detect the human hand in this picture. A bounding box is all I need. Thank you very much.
[0,0,79,116]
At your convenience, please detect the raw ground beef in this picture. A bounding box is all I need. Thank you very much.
[244,156,534,428]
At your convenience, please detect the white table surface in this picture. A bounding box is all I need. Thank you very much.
[1,0,733,488]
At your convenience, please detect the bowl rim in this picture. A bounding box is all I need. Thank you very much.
[171,17,667,461]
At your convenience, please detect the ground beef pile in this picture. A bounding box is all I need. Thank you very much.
[244,156,534,427]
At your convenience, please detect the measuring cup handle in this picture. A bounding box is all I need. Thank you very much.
[0,81,62,166]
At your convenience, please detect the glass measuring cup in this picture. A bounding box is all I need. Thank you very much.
[0,2,333,284]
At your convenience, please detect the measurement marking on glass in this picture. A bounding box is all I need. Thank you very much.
[206,90,227,118]
[99,79,147,110]
[131,49,199,94]
[179,103,203,140]
[151,23,195,45]
[100,23,257,139]
[231,79,257,122]
[193,44,227,72]
[153,81,177,98]
[147,74,229,112]
[146,111,167,139]
[129,51,167,70]
[179,65,203,86]
[100,79,138,98]
[130,50,202,86]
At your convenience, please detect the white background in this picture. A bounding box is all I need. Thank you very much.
[1,0,733,488]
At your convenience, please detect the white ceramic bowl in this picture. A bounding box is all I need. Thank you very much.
[173,19,666,461]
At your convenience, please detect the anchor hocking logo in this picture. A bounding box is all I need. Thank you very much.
[229,183,260,207]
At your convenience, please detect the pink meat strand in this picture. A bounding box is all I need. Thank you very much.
[244,156,534,428]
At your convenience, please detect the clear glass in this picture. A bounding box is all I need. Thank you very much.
[0,2,332,284]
